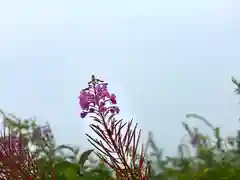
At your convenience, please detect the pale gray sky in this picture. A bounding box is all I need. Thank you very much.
[0,0,239,156]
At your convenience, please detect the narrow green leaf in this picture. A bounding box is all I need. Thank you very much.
[215,127,220,139]
[78,149,94,166]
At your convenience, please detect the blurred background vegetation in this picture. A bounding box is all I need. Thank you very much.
[1,77,240,179]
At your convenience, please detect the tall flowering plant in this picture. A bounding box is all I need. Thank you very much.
[0,111,56,180]
[78,75,149,180]
[0,127,42,180]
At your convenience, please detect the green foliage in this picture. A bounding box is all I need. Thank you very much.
[0,110,113,179]
[145,110,240,180]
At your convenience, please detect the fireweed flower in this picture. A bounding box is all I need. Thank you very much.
[78,76,120,118]
[78,75,149,180]
[0,128,41,180]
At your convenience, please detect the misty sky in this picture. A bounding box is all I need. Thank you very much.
[0,1,239,156]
